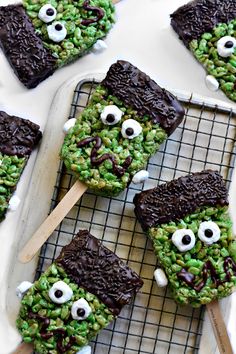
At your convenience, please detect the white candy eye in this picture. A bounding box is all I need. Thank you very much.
[100,105,123,125]
[38,4,57,23]
[172,229,196,252]
[48,281,73,304]
[121,119,142,139]
[198,221,221,245]
[71,298,92,320]
[217,36,236,58]
[47,22,67,43]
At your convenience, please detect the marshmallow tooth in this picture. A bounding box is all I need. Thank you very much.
[132,170,149,184]
[16,281,33,299]
[76,346,92,354]
[63,118,77,134]
[154,269,168,287]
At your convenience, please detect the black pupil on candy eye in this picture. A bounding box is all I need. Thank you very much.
[225,41,234,48]
[182,235,191,245]
[46,8,54,16]
[126,127,134,136]
[55,290,63,298]
[55,24,63,31]
[77,308,86,317]
[204,229,213,238]
[106,114,115,123]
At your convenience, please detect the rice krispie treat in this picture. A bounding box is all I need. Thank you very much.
[171,0,236,101]
[16,230,143,353]
[61,60,185,196]
[0,111,42,220]
[134,170,236,307]
[0,1,115,88]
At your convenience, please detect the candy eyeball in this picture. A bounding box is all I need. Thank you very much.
[121,119,142,139]
[172,229,196,252]
[38,4,57,23]
[47,22,67,43]
[48,281,73,304]
[198,221,221,245]
[100,105,123,125]
[217,36,236,58]
[71,298,92,320]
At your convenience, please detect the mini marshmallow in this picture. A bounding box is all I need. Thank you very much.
[92,40,108,53]
[63,118,77,134]
[154,268,168,287]
[198,221,221,245]
[121,119,142,139]
[71,298,92,320]
[8,195,21,211]
[76,346,92,354]
[205,75,219,92]
[49,281,73,304]
[132,170,149,184]
[38,4,57,23]
[217,36,236,58]
[100,105,123,125]
[47,22,67,43]
[16,281,33,299]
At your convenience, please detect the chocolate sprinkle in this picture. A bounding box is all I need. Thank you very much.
[0,111,42,157]
[102,60,185,136]
[0,5,57,88]
[170,0,236,47]
[133,170,228,230]
[56,230,143,315]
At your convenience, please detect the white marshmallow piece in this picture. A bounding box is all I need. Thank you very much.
[154,268,168,287]
[8,195,21,211]
[121,119,142,139]
[47,22,67,43]
[100,105,123,125]
[71,298,92,320]
[63,118,77,134]
[217,36,236,58]
[16,281,33,299]
[198,221,221,245]
[132,170,149,184]
[76,346,92,354]
[92,40,108,53]
[38,4,57,23]
[205,75,219,92]
[172,229,196,252]
[48,281,73,304]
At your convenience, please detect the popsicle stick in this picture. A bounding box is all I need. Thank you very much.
[12,342,33,354]
[19,180,87,263]
[112,0,122,3]
[207,300,233,354]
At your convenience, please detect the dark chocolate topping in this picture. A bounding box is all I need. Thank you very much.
[77,136,132,177]
[133,170,228,230]
[0,5,57,89]
[102,60,185,136]
[171,0,236,47]
[81,0,105,26]
[0,111,42,157]
[56,230,143,315]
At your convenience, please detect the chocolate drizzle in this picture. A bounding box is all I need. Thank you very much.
[77,136,132,177]
[81,0,105,26]
[134,170,229,230]
[177,257,236,292]
[102,60,185,136]
[171,0,236,47]
[56,230,143,315]
[0,111,42,157]
[0,5,56,88]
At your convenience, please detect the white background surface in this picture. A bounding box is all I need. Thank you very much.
[0,0,236,353]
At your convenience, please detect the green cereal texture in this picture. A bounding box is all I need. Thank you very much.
[61,85,167,196]
[190,19,236,101]
[17,264,114,354]
[148,206,236,307]
[23,0,115,67]
[0,153,26,220]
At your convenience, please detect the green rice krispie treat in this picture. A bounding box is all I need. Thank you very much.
[0,0,115,88]
[171,0,236,101]
[61,60,185,196]
[0,111,42,220]
[16,230,143,353]
[134,170,236,307]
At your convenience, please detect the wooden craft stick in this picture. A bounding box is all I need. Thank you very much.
[112,0,122,3]
[19,180,87,263]
[12,342,33,354]
[207,301,233,354]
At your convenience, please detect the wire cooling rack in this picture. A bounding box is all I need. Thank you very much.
[35,80,236,354]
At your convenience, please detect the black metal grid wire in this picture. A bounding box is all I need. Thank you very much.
[35,79,236,354]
